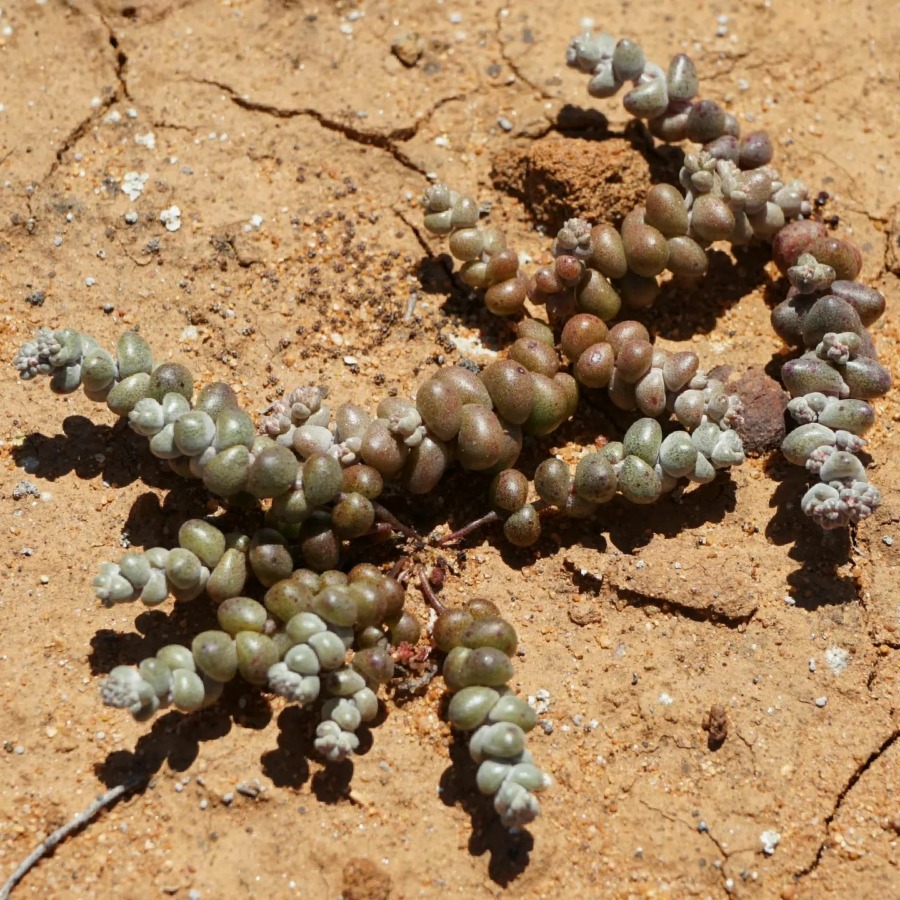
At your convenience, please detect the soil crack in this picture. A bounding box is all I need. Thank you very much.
[99,14,131,101]
[794,727,900,879]
[189,78,462,176]
[37,10,129,186]
[493,6,556,101]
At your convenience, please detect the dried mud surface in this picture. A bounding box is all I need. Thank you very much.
[0,1,898,898]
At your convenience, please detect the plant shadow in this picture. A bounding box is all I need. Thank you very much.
[437,732,535,887]
[12,416,173,490]
[95,680,273,789]
[764,457,858,607]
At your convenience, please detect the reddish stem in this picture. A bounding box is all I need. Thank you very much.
[418,569,447,615]
[439,510,500,546]
[372,502,420,541]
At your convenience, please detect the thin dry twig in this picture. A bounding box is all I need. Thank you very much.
[0,777,145,899]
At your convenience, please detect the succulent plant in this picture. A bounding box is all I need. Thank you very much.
[9,27,890,843]
[775,270,889,527]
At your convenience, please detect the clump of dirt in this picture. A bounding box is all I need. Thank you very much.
[490,135,654,232]
[342,858,392,900]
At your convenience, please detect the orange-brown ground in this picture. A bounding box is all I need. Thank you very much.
[0,1,898,898]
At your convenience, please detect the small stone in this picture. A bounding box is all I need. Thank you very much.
[731,366,788,455]
[391,31,424,67]
[760,830,781,855]
[815,696,827,708]
[160,206,182,232]
[825,647,850,675]
[122,171,148,201]
[703,704,728,747]
[12,481,39,500]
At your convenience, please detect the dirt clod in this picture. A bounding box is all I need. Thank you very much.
[491,136,653,232]
[702,703,729,749]
[342,858,392,900]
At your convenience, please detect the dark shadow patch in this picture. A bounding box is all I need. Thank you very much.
[764,457,858,607]
[437,736,535,886]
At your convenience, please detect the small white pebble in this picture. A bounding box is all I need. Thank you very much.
[85,277,96,287]
[160,206,182,232]
[825,647,850,675]
[135,132,156,150]
[883,535,893,546]
[809,658,816,672]
[760,830,781,855]
[121,171,148,202]
[815,696,828,708]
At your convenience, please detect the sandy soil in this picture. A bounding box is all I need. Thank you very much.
[0,1,898,898]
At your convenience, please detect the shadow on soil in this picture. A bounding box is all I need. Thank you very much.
[764,458,858,607]
[438,734,535,887]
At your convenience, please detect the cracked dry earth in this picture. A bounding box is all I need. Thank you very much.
[0,0,898,898]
